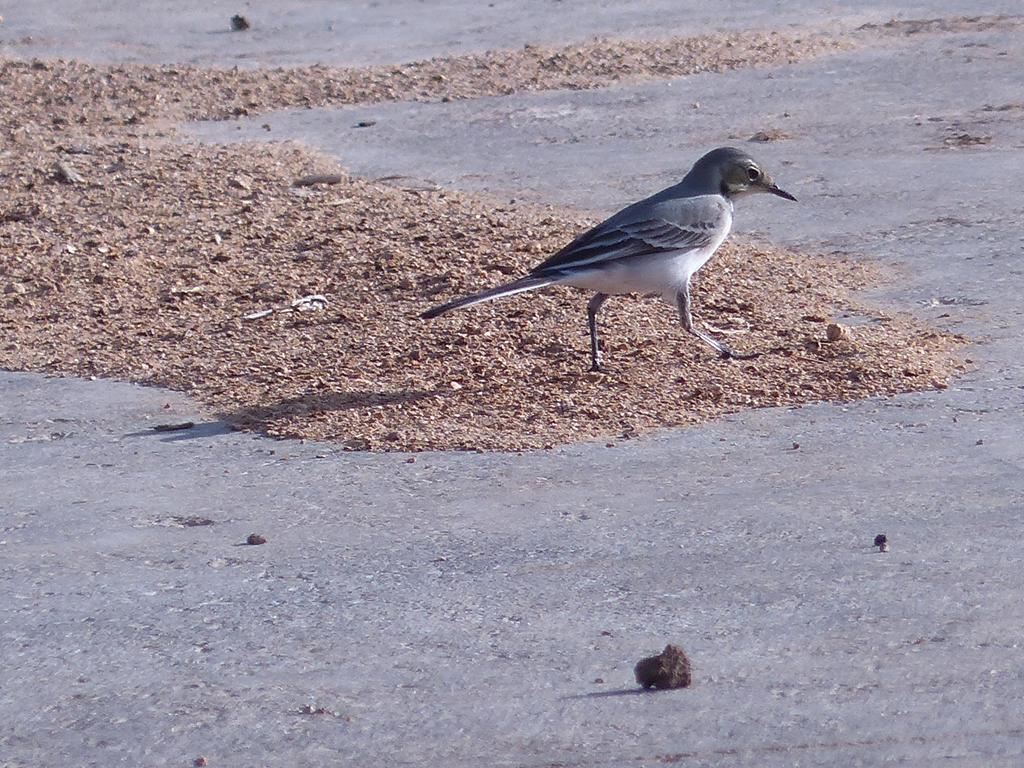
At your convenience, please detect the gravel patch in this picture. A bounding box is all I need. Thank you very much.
[0,45,968,451]
[1,29,852,123]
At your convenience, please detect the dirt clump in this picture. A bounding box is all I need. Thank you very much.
[635,645,693,690]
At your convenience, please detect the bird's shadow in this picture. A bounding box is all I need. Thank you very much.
[220,388,438,434]
[123,420,233,442]
[125,389,437,443]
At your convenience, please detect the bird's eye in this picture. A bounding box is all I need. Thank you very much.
[747,167,761,182]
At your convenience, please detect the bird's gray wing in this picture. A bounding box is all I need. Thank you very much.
[532,194,730,275]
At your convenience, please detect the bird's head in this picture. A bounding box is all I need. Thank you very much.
[690,146,797,202]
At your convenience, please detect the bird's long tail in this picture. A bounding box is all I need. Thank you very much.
[420,275,557,319]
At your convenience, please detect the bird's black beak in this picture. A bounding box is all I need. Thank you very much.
[768,183,797,202]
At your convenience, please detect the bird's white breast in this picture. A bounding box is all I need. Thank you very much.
[562,207,733,302]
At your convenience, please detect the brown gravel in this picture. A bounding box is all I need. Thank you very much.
[0,34,969,452]
[1,16,1014,127]
[0,30,849,125]
[0,136,966,451]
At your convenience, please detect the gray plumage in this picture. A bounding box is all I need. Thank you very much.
[422,146,796,371]
[533,195,730,274]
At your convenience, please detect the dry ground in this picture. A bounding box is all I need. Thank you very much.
[0,26,972,450]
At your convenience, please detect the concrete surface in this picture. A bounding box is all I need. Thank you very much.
[4,4,1024,768]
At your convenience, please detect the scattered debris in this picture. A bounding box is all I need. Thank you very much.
[372,174,440,192]
[291,295,328,312]
[54,159,85,184]
[246,533,267,545]
[635,644,693,690]
[298,704,350,721]
[168,283,207,296]
[243,294,328,321]
[747,129,795,142]
[857,16,1012,36]
[230,15,250,31]
[354,120,377,128]
[299,704,335,715]
[341,437,371,451]
[193,758,208,767]
[981,102,1024,112]
[153,421,195,432]
[943,133,992,148]
[292,173,346,187]
[926,295,988,307]
[874,533,889,553]
[158,516,215,527]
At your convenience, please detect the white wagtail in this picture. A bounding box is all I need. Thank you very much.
[422,146,796,371]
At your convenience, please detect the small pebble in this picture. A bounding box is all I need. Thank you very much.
[193,758,208,767]
[246,533,267,546]
[874,533,888,552]
[230,15,250,31]
[826,323,851,342]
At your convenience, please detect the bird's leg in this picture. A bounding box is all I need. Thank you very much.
[676,281,758,360]
[587,292,609,372]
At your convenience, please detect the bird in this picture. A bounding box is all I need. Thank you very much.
[421,146,796,372]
